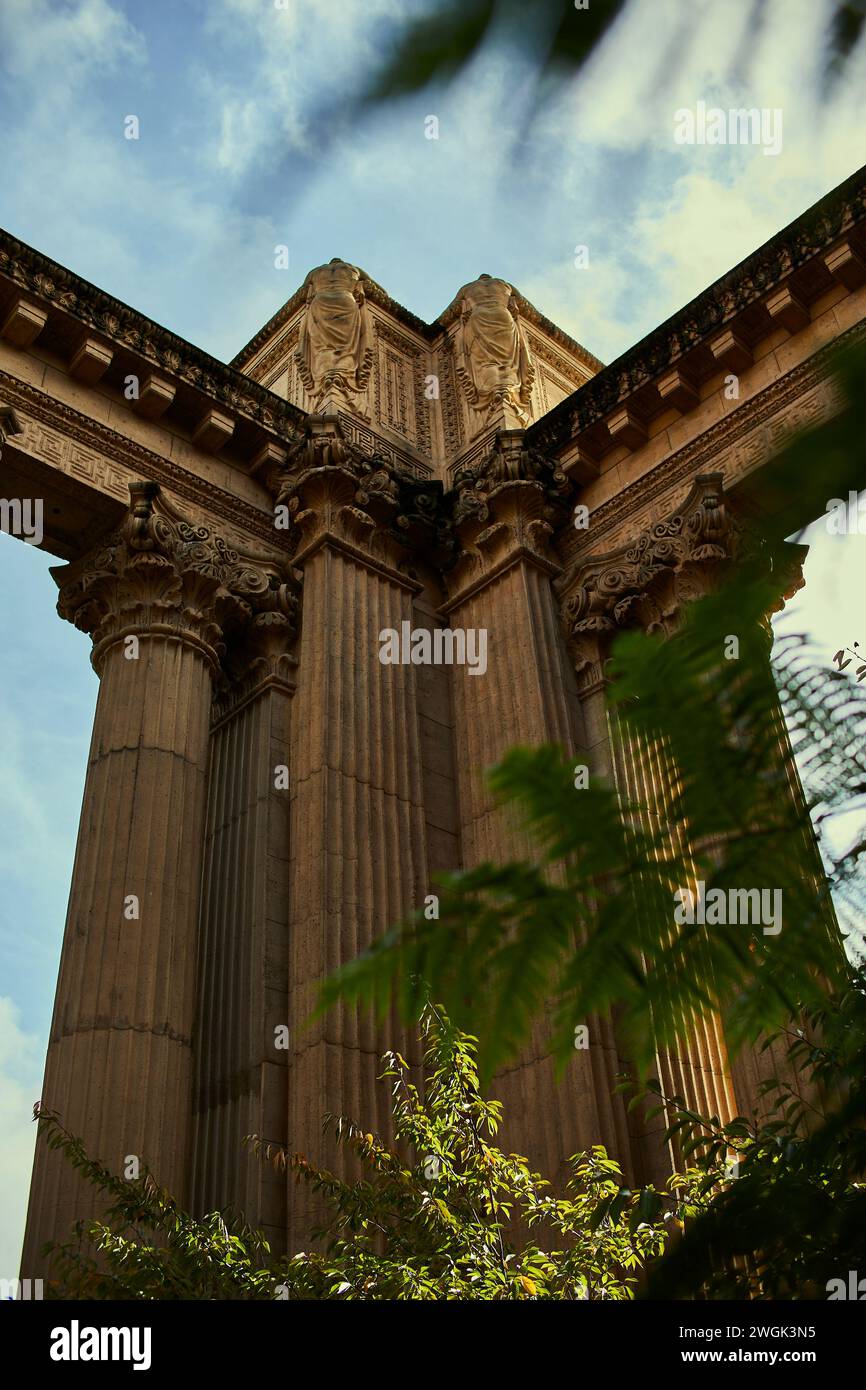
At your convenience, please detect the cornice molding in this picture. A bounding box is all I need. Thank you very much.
[556,319,864,566]
[0,228,307,441]
[246,319,301,386]
[528,163,866,455]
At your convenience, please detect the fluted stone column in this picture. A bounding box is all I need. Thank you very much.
[558,480,757,1182]
[277,446,430,1249]
[21,483,248,1276]
[190,610,298,1253]
[722,609,842,1121]
[558,475,834,1179]
[608,712,738,1183]
[446,446,630,1186]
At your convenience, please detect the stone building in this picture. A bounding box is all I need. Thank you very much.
[3,163,865,1271]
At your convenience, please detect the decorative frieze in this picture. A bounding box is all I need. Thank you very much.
[556,326,856,565]
[0,370,286,546]
[526,331,595,418]
[0,232,307,441]
[438,331,465,458]
[373,318,433,458]
[247,322,301,390]
[529,164,866,454]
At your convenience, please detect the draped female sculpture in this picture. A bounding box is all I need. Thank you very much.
[455,274,535,427]
[295,258,373,413]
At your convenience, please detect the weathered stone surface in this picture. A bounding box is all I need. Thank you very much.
[4,163,865,1270]
[1,295,47,347]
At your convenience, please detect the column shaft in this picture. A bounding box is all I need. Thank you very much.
[449,557,629,1185]
[22,632,213,1274]
[190,680,293,1252]
[287,542,429,1247]
[608,713,738,1183]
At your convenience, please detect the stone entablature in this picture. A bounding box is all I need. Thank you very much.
[3,163,865,567]
[555,329,854,573]
[0,230,306,470]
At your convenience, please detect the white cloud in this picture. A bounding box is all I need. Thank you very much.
[198,0,412,179]
[510,0,866,359]
[3,0,862,360]
[0,0,144,95]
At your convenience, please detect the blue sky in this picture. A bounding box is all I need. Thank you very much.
[1,0,866,1274]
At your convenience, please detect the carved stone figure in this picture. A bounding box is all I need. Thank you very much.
[294,258,373,414]
[455,273,535,428]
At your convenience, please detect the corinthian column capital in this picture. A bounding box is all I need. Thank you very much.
[446,428,572,606]
[556,473,808,694]
[52,480,301,675]
[263,414,447,581]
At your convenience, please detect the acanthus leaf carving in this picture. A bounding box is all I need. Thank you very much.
[452,428,570,528]
[53,481,301,679]
[556,473,807,696]
[558,475,735,689]
[263,415,455,576]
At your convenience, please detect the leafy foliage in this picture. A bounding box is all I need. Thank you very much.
[36,1008,705,1301]
[639,972,866,1298]
[319,582,864,1077]
[365,0,863,105]
[34,1114,277,1301]
[366,0,631,107]
[826,0,866,86]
